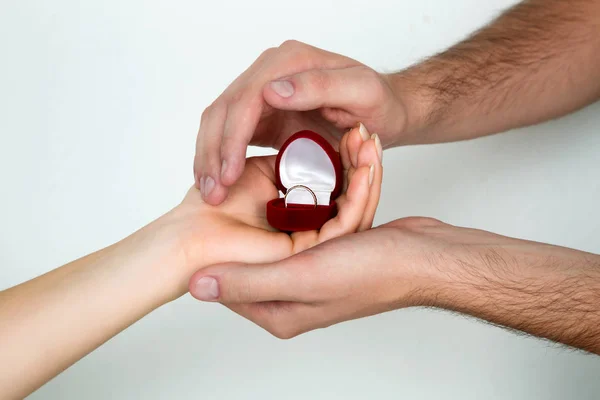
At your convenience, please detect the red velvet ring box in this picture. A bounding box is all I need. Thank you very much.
[266,130,343,232]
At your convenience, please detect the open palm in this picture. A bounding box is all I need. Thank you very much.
[176,125,383,279]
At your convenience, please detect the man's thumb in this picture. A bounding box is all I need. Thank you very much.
[188,261,299,304]
[263,67,369,111]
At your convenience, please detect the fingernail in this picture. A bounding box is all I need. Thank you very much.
[221,160,228,180]
[358,122,369,141]
[199,176,205,194]
[202,176,215,197]
[194,277,219,301]
[371,133,383,161]
[270,80,294,98]
[368,164,375,186]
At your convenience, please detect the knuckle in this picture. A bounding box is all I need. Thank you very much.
[267,323,299,340]
[258,46,277,61]
[361,66,382,83]
[258,304,303,340]
[200,104,213,123]
[278,39,302,51]
[278,40,313,62]
[203,135,221,153]
[388,216,445,231]
[359,67,388,102]
[227,89,245,106]
[201,100,225,123]
[231,274,256,303]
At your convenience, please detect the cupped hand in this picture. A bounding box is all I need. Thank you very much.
[186,217,436,338]
[168,124,383,294]
[194,40,405,205]
[187,215,600,341]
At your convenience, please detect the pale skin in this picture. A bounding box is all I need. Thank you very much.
[0,126,383,399]
[191,0,600,353]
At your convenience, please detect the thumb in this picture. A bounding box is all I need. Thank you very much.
[263,66,374,111]
[188,260,304,304]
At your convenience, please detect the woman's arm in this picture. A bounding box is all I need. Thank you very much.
[393,0,600,144]
[0,212,186,399]
[0,124,382,398]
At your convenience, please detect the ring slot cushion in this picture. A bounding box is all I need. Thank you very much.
[266,130,343,232]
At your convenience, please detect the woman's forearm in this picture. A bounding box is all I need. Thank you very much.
[0,218,184,399]
[391,0,600,145]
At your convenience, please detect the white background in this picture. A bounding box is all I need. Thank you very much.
[2,0,600,398]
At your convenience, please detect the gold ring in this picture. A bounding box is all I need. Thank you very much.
[284,185,317,209]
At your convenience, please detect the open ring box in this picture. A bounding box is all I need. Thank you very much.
[266,130,343,232]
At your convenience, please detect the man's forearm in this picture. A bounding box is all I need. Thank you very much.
[427,241,600,354]
[392,0,600,145]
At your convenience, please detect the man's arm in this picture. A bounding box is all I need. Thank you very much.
[430,233,600,353]
[394,0,600,144]
[189,217,600,354]
[194,0,600,205]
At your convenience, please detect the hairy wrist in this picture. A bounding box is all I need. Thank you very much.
[426,243,600,353]
[385,72,436,145]
[388,0,600,145]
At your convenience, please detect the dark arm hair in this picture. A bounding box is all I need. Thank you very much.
[392,0,600,144]
[432,245,600,354]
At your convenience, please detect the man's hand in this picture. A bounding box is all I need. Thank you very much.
[194,0,600,207]
[194,40,408,205]
[189,217,600,355]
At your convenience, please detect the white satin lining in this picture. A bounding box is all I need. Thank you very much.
[279,138,335,206]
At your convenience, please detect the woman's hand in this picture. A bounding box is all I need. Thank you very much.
[171,123,383,297]
[0,123,382,399]
[194,40,404,206]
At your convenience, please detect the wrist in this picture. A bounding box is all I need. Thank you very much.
[412,235,600,353]
[385,69,438,146]
[375,222,449,309]
[122,207,207,303]
[153,200,246,298]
